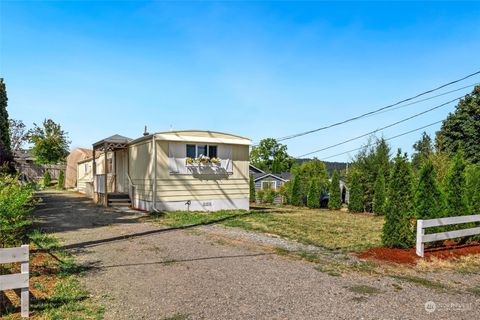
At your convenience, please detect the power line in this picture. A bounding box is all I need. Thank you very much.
[319,120,443,161]
[276,70,480,141]
[297,95,461,158]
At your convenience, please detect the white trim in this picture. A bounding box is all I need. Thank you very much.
[154,134,251,146]
[261,180,277,190]
[249,164,266,174]
[254,173,288,182]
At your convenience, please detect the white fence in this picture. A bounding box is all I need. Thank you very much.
[0,245,29,317]
[416,215,480,257]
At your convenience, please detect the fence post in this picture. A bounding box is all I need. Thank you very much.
[416,220,424,258]
[20,244,29,318]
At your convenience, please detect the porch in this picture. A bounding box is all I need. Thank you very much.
[92,134,132,206]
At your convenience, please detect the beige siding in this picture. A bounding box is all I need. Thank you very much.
[154,141,249,202]
[128,140,154,201]
[77,159,93,193]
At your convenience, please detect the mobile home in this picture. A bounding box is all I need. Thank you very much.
[83,130,251,211]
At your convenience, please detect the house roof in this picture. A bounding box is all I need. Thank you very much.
[14,149,34,160]
[128,130,252,146]
[249,164,265,174]
[253,172,291,182]
[93,134,133,148]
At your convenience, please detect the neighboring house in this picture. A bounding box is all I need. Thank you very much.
[250,166,292,192]
[65,148,93,189]
[79,131,251,211]
[14,149,65,181]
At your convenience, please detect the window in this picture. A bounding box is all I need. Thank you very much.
[185,144,218,158]
[261,181,277,190]
[209,145,218,158]
[197,145,207,157]
[186,144,196,158]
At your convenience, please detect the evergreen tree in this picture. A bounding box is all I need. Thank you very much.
[0,78,14,173]
[412,132,434,173]
[436,85,480,163]
[43,171,51,187]
[249,174,256,202]
[466,164,480,214]
[57,170,65,190]
[444,152,469,216]
[414,161,444,220]
[382,150,415,248]
[290,175,303,206]
[372,169,386,215]
[348,171,364,212]
[307,179,320,208]
[328,170,342,210]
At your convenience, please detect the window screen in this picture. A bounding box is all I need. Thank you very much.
[197,145,207,157]
[208,145,218,158]
[186,144,196,158]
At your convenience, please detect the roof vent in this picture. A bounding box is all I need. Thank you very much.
[143,125,149,136]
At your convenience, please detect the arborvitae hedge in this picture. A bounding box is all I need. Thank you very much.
[57,170,65,190]
[249,174,256,202]
[382,151,415,248]
[444,153,469,216]
[372,169,386,215]
[348,172,364,212]
[415,161,444,220]
[328,170,341,210]
[307,179,320,208]
[290,175,303,206]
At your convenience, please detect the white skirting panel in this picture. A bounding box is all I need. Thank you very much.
[133,197,249,212]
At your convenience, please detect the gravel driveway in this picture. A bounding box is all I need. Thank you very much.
[33,192,479,320]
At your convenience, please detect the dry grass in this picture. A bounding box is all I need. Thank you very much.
[223,205,384,252]
[416,254,480,273]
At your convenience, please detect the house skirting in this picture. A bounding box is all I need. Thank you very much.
[132,197,249,212]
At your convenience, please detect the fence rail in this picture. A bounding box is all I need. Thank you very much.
[0,245,29,318]
[416,215,480,257]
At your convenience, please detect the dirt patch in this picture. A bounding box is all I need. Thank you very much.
[357,241,480,265]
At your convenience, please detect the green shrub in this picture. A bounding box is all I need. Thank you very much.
[328,170,342,210]
[0,175,34,247]
[264,189,276,204]
[348,171,364,212]
[290,175,303,206]
[382,151,415,248]
[43,170,52,187]
[307,179,320,208]
[256,189,265,203]
[372,169,386,215]
[57,170,65,190]
[249,174,256,202]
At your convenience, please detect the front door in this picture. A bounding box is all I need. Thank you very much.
[115,149,127,193]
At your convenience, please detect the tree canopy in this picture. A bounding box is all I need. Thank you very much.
[436,85,480,164]
[411,132,433,172]
[9,119,28,152]
[250,138,294,173]
[28,119,70,164]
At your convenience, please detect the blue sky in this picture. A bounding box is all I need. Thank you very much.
[1,1,479,162]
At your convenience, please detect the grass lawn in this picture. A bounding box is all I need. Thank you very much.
[150,205,384,252]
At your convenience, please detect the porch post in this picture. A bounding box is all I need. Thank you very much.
[104,142,108,207]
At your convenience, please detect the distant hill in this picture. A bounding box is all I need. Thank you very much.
[295,158,348,176]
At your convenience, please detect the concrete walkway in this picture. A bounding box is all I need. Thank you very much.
[33,192,479,320]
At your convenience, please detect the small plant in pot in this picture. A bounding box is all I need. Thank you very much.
[198,155,210,165]
[186,157,194,165]
[210,157,221,165]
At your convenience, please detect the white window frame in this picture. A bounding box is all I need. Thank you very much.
[261,180,277,190]
[186,144,218,158]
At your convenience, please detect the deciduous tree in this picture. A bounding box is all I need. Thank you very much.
[28,119,70,164]
[250,138,294,173]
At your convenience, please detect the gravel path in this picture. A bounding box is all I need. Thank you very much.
[33,192,479,320]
